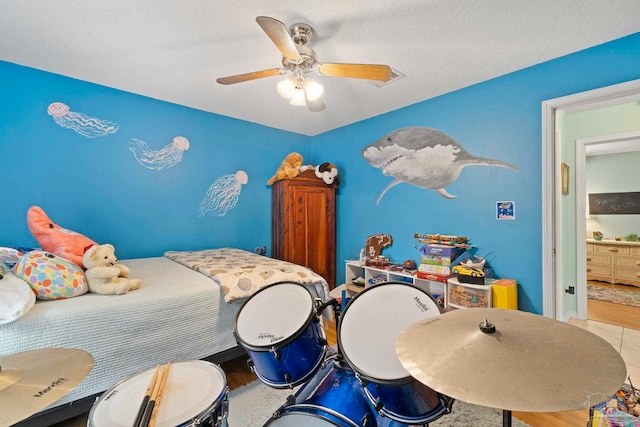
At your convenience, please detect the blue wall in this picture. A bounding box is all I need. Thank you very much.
[316,32,640,314]
[0,61,313,257]
[2,32,639,314]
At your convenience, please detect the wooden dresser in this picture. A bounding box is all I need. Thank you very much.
[272,169,336,289]
[586,239,640,287]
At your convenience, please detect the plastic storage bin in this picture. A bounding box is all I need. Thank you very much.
[446,277,492,309]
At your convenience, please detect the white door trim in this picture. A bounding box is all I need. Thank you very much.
[542,78,640,319]
[576,131,640,319]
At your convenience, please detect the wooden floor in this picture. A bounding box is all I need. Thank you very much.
[55,282,640,427]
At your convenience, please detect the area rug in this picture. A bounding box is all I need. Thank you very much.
[587,283,640,308]
[227,380,532,426]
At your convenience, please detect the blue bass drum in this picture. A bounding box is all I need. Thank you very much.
[264,360,379,427]
[338,282,454,425]
[235,281,327,389]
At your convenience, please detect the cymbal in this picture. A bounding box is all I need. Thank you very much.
[0,348,94,426]
[396,308,627,413]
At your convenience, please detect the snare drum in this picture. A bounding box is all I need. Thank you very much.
[88,360,228,427]
[338,282,453,424]
[264,360,379,427]
[235,281,327,388]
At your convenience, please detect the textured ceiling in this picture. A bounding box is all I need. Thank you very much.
[2,1,640,136]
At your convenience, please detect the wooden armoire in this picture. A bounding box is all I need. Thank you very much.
[272,169,336,289]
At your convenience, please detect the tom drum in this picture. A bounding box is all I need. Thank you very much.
[88,360,228,427]
[338,282,453,425]
[235,281,327,388]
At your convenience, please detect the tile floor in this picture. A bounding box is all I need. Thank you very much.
[569,317,640,382]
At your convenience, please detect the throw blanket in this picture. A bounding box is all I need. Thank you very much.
[164,248,329,303]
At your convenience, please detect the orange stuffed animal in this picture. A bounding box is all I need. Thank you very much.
[27,206,97,268]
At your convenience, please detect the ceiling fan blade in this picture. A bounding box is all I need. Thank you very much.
[317,63,392,82]
[256,16,302,62]
[216,68,284,85]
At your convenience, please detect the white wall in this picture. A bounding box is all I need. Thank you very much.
[586,151,640,239]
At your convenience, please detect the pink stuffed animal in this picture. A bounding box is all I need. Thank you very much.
[27,206,97,267]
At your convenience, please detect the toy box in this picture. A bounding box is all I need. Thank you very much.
[446,277,492,309]
[491,279,518,309]
[415,271,448,283]
[419,244,466,267]
[418,263,451,275]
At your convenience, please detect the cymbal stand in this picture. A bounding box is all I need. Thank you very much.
[503,410,512,427]
[315,297,343,357]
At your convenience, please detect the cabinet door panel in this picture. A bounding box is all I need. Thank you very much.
[272,171,336,289]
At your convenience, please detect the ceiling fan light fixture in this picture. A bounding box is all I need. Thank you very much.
[277,77,296,99]
[303,78,323,101]
[289,88,307,106]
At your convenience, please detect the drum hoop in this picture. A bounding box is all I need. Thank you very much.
[265,408,343,426]
[363,384,452,424]
[88,360,227,426]
[288,403,363,427]
[337,281,442,385]
[234,281,318,351]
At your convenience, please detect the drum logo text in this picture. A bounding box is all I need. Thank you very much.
[258,332,284,343]
[104,389,118,401]
[414,296,431,312]
[33,377,68,398]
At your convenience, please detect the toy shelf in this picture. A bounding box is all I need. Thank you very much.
[344,260,446,305]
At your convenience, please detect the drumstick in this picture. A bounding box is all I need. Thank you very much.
[139,364,165,427]
[148,362,171,427]
[133,365,160,427]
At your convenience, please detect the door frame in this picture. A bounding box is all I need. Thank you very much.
[542,78,640,319]
[576,131,640,318]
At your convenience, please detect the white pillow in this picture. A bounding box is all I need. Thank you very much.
[0,269,36,324]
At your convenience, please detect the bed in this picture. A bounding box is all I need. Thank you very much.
[1,248,330,426]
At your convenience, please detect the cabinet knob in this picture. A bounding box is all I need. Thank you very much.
[607,247,618,252]
[586,257,591,262]
[636,261,640,266]
[586,268,592,272]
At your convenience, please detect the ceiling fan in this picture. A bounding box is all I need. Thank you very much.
[216,16,393,112]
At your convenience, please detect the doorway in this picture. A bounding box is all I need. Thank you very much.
[576,132,640,318]
[541,78,640,321]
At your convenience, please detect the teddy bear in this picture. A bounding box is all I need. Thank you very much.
[315,162,340,186]
[82,244,142,295]
[267,152,313,185]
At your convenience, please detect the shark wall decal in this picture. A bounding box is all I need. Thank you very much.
[361,127,519,204]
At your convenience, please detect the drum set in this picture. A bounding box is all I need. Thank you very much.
[3,280,628,427]
[237,280,454,427]
[84,280,450,427]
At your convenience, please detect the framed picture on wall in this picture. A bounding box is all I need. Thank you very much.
[497,201,515,220]
[561,163,570,195]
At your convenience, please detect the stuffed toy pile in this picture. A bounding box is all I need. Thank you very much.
[267,152,313,185]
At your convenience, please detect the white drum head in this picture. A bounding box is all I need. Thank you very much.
[89,361,226,427]
[267,412,336,426]
[236,283,312,347]
[339,284,440,381]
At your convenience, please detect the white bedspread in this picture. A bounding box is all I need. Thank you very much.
[0,257,241,408]
[164,248,330,303]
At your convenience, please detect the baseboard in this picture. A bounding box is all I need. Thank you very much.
[563,309,578,322]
